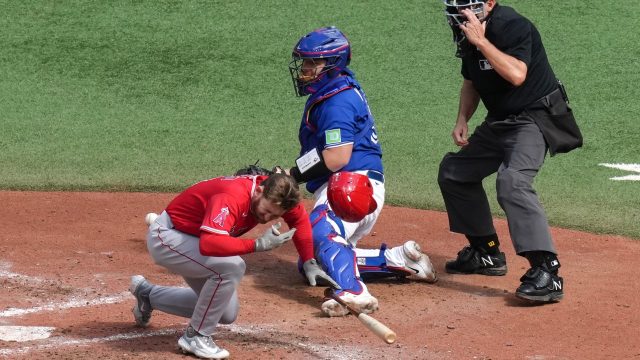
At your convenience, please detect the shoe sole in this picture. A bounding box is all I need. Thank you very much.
[445,266,507,276]
[515,291,563,303]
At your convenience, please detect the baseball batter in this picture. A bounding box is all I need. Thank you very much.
[285,27,437,317]
[129,173,335,359]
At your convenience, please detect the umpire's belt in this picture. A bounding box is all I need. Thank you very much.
[366,170,384,184]
[533,87,564,108]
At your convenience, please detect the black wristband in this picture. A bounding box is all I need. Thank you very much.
[290,149,333,183]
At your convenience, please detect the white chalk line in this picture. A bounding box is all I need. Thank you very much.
[599,163,640,181]
[0,323,371,359]
[0,328,180,356]
[599,163,640,173]
[0,261,49,286]
[0,292,130,318]
[0,326,56,342]
[0,269,46,284]
[610,175,640,181]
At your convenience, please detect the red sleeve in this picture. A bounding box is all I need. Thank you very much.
[282,203,314,262]
[199,232,255,256]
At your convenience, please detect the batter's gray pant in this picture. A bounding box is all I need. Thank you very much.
[145,211,242,336]
[437,117,556,255]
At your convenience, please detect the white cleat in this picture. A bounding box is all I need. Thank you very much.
[178,327,230,359]
[144,212,159,226]
[322,282,379,317]
[400,240,438,283]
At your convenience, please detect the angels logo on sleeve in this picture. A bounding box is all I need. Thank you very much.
[212,207,230,227]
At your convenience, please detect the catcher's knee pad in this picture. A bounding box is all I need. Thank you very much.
[310,205,362,293]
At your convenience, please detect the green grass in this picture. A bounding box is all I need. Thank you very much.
[1,1,639,238]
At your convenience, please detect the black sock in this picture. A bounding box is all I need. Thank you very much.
[524,251,560,274]
[466,234,500,255]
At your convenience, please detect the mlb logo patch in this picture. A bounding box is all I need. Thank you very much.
[325,129,342,144]
[479,59,493,70]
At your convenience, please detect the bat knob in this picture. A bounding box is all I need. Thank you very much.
[323,287,334,298]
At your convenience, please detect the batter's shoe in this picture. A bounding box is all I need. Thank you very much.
[322,281,379,317]
[445,246,507,276]
[129,275,153,327]
[515,267,564,302]
[178,326,230,359]
[387,240,438,283]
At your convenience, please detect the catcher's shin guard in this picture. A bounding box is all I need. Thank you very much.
[310,205,362,294]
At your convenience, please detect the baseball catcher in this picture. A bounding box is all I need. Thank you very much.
[282,27,437,318]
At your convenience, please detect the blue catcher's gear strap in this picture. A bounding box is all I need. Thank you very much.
[357,243,412,280]
[309,205,362,293]
[310,204,346,241]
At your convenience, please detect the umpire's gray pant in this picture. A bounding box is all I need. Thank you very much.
[437,117,556,255]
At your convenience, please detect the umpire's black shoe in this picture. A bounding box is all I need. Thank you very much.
[515,267,564,302]
[445,246,507,276]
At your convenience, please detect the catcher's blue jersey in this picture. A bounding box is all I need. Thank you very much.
[298,73,383,193]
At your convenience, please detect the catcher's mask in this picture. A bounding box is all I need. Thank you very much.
[289,26,351,97]
[327,172,377,223]
[443,0,488,57]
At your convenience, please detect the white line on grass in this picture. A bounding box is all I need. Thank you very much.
[599,163,640,181]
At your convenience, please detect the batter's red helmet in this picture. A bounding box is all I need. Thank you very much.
[327,172,377,222]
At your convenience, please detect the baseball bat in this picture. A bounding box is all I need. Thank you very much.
[323,288,397,344]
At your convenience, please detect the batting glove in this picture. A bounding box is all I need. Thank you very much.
[303,259,341,289]
[255,223,296,252]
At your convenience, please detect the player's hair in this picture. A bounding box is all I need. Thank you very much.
[261,173,301,211]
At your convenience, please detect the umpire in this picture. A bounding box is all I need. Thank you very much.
[438,0,582,303]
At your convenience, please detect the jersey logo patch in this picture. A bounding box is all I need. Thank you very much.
[325,129,342,145]
[479,59,493,70]
[212,207,229,227]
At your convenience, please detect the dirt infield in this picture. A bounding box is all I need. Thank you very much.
[1,191,638,359]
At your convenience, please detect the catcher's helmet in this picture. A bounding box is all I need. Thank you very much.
[443,0,488,57]
[289,26,351,96]
[327,172,377,223]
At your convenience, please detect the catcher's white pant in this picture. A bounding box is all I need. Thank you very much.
[146,211,241,336]
[312,170,385,247]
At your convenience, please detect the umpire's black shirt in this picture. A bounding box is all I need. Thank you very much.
[461,4,557,119]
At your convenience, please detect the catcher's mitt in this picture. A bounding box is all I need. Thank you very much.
[235,161,274,176]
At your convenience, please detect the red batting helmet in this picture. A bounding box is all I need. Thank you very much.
[327,172,377,222]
